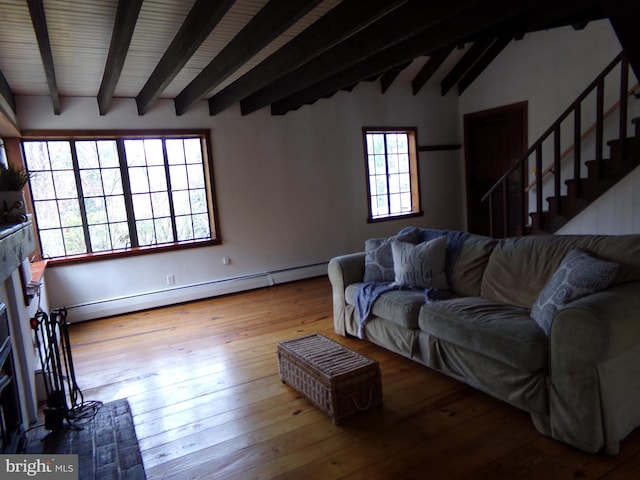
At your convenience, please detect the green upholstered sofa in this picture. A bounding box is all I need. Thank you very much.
[328,230,640,454]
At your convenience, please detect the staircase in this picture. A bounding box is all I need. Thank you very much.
[482,52,640,236]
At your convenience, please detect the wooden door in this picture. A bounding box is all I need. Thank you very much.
[464,102,527,237]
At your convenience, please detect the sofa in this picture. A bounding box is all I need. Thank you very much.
[328,227,640,454]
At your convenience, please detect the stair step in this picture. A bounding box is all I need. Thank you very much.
[607,136,640,161]
[586,154,640,181]
[565,176,621,200]
[546,194,591,217]
[534,151,640,230]
[528,211,570,233]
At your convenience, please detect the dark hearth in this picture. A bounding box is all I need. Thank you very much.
[25,399,146,480]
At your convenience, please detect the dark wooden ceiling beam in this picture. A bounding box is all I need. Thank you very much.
[380,61,412,94]
[27,0,60,114]
[208,0,409,116]
[135,0,235,116]
[440,39,493,96]
[0,69,16,114]
[474,0,605,44]
[444,0,605,96]
[439,1,603,97]
[457,36,512,95]
[605,0,640,81]
[269,51,403,115]
[380,69,402,87]
[412,45,455,95]
[379,70,402,95]
[174,0,324,116]
[270,1,542,116]
[97,0,144,116]
[241,0,487,115]
[271,38,437,115]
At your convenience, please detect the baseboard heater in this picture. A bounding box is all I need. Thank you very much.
[62,262,328,322]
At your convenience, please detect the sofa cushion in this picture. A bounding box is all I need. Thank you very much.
[346,283,426,329]
[418,297,548,372]
[531,249,619,335]
[391,236,448,289]
[448,234,498,296]
[481,234,640,308]
[363,228,420,283]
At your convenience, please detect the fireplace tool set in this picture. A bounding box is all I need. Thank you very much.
[31,307,101,430]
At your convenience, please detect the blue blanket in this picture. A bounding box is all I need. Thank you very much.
[355,229,469,338]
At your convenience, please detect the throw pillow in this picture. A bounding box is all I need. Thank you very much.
[363,228,420,282]
[530,249,619,335]
[391,235,449,290]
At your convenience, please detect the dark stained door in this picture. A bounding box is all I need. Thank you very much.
[464,102,527,237]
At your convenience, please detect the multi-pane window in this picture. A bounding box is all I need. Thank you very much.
[363,128,421,221]
[22,132,218,260]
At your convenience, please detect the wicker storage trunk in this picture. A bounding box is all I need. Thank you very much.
[277,334,382,424]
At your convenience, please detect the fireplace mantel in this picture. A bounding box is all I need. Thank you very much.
[0,218,39,434]
[0,220,35,285]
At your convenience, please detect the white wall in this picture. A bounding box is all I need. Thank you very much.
[557,165,640,234]
[17,82,463,321]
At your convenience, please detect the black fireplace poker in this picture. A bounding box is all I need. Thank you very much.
[32,307,95,431]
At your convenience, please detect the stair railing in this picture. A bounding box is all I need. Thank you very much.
[524,82,639,193]
[481,52,633,236]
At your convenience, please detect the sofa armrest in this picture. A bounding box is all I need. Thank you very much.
[328,252,366,288]
[328,253,365,336]
[549,281,640,453]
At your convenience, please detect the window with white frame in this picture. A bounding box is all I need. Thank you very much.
[22,131,219,261]
[363,127,422,221]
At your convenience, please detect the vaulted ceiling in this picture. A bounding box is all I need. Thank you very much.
[0,0,637,133]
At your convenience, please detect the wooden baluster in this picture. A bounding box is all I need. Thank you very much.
[536,145,543,230]
[573,103,582,197]
[488,195,494,237]
[501,178,508,237]
[619,56,629,158]
[595,79,604,177]
[554,126,561,215]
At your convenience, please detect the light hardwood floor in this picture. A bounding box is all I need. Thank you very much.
[67,276,640,479]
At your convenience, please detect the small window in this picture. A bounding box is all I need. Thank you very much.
[22,131,219,262]
[363,127,422,221]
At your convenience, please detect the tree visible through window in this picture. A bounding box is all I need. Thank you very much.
[363,128,421,221]
[22,131,218,260]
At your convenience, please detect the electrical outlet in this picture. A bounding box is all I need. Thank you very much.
[222,257,231,265]
[166,274,175,286]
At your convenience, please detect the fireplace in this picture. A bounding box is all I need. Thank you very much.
[0,303,24,453]
[0,219,38,452]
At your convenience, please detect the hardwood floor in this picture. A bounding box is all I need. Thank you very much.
[67,276,640,479]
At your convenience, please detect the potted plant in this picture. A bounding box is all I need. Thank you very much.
[0,163,32,223]
[0,163,31,191]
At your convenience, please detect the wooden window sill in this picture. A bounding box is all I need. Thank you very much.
[30,259,48,283]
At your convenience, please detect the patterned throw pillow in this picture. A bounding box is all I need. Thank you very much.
[530,249,619,335]
[390,235,449,290]
[363,228,420,282]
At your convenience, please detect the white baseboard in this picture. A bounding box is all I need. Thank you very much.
[64,263,328,323]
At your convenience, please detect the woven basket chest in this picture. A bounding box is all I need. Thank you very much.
[277,334,382,424]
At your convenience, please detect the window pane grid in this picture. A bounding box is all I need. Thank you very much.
[75,140,128,254]
[23,134,214,259]
[364,130,419,220]
[24,141,84,257]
